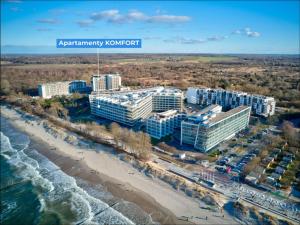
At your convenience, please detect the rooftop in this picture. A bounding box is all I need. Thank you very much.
[182,105,250,126]
[157,110,178,118]
[91,86,180,107]
[189,87,275,100]
[209,105,250,124]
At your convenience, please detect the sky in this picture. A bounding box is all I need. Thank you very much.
[1,0,300,54]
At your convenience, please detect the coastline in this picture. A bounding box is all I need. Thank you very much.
[29,135,179,225]
[1,105,239,225]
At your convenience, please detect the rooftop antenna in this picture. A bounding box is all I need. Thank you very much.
[97,48,100,76]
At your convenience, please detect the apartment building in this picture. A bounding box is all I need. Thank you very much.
[92,75,106,92]
[89,91,153,126]
[152,88,184,112]
[38,80,88,98]
[146,110,186,139]
[106,74,122,90]
[69,80,87,93]
[181,105,251,152]
[186,87,275,117]
[89,86,184,126]
[92,74,121,92]
[38,81,70,99]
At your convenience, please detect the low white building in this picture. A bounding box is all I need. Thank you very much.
[38,81,70,99]
[186,87,276,117]
[146,110,186,139]
[38,80,87,99]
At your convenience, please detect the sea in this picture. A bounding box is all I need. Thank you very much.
[0,116,153,225]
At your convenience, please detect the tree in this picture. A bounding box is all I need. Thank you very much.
[110,122,122,147]
[48,102,68,119]
[243,157,261,176]
[0,79,11,95]
[282,121,299,147]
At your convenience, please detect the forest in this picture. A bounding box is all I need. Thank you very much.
[1,54,299,109]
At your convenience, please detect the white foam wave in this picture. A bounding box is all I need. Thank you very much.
[1,131,135,225]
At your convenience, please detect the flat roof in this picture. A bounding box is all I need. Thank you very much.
[209,105,250,124]
[191,87,275,100]
[91,86,183,107]
[157,110,178,118]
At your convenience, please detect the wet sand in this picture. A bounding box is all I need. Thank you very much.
[29,136,182,225]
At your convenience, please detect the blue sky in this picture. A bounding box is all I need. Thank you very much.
[1,0,299,54]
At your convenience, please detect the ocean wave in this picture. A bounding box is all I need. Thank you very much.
[0,128,135,225]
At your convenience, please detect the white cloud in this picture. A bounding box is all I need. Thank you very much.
[147,15,191,23]
[207,35,227,41]
[232,27,261,37]
[87,9,191,25]
[232,29,241,34]
[90,9,124,23]
[246,31,260,37]
[76,19,94,27]
[164,37,206,44]
[127,10,148,21]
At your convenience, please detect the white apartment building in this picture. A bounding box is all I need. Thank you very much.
[106,74,122,90]
[92,74,121,92]
[38,81,70,99]
[89,87,184,126]
[92,75,106,92]
[152,88,184,112]
[89,91,153,126]
[181,105,251,152]
[186,87,275,117]
[38,80,87,99]
[146,110,186,139]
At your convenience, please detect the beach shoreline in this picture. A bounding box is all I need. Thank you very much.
[1,105,239,225]
[28,134,179,225]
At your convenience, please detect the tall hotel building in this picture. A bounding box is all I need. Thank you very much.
[89,87,184,126]
[92,74,121,92]
[146,110,186,139]
[181,105,251,152]
[38,80,87,99]
[186,87,275,117]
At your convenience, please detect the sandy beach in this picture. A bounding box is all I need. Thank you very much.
[1,105,239,225]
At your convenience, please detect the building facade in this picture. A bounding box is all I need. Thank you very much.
[181,105,251,152]
[146,110,186,139]
[92,74,121,92]
[92,75,106,92]
[89,92,153,126]
[106,74,122,90]
[38,81,70,99]
[186,87,275,117]
[89,87,185,126]
[69,80,87,93]
[152,88,184,112]
[38,80,88,98]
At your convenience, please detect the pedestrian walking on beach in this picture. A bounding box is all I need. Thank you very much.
[205,216,208,220]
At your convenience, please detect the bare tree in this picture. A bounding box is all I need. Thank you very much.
[0,79,11,95]
[110,122,122,147]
